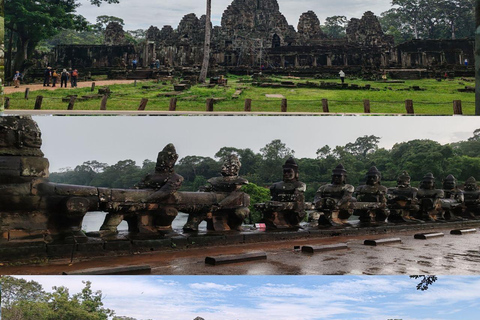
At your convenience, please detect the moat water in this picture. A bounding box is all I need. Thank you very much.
[82,211,204,232]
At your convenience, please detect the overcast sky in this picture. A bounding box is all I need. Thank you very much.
[75,0,394,30]
[33,116,480,172]
[17,275,480,320]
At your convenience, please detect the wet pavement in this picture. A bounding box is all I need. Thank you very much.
[2,224,479,275]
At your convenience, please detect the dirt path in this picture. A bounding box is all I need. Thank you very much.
[4,79,140,94]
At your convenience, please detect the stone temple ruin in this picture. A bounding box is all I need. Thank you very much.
[45,0,473,80]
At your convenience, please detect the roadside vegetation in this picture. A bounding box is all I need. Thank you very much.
[5,74,475,114]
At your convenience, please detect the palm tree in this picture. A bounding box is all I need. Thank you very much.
[198,0,211,83]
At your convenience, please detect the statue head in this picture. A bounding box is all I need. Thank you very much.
[442,174,457,190]
[331,164,347,185]
[420,173,435,190]
[155,143,178,172]
[365,166,381,186]
[0,116,43,156]
[464,176,478,191]
[282,157,298,182]
[221,154,241,177]
[397,171,411,188]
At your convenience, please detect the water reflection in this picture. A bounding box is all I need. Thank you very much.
[82,212,205,232]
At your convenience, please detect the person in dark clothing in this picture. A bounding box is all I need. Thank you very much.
[71,69,78,87]
[43,67,52,86]
[60,69,69,88]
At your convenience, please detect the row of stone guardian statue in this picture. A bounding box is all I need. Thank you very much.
[1,116,479,244]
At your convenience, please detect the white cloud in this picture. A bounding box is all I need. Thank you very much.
[189,282,240,291]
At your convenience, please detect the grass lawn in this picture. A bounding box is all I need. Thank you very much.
[5,74,476,114]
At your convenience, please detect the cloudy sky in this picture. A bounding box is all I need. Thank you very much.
[15,275,480,320]
[75,0,394,30]
[33,116,480,172]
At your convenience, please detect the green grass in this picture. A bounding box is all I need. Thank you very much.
[5,75,476,114]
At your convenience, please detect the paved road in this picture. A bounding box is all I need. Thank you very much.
[2,225,479,275]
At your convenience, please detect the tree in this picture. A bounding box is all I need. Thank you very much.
[345,135,381,159]
[380,0,474,42]
[95,15,125,31]
[198,0,212,83]
[5,0,119,77]
[259,139,295,183]
[410,275,437,290]
[1,277,114,320]
[323,16,347,38]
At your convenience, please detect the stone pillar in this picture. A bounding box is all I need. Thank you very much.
[343,55,348,66]
[294,55,299,67]
[281,55,285,67]
[327,55,332,66]
[313,55,317,67]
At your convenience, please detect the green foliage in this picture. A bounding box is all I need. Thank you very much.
[322,16,347,39]
[49,132,480,194]
[5,0,118,76]
[380,0,474,42]
[241,183,270,223]
[1,277,115,320]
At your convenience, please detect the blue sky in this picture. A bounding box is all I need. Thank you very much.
[18,275,480,320]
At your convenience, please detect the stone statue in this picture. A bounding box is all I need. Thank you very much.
[354,166,389,223]
[0,116,99,243]
[441,174,465,221]
[386,171,421,223]
[314,164,356,226]
[416,173,444,221]
[183,154,250,232]
[100,143,184,235]
[257,157,306,229]
[462,176,480,218]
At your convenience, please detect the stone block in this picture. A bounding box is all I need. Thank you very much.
[54,184,98,197]
[111,189,151,202]
[46,243,76,258]
[20,157,49,177]
[0,156,21,176]
[171,236,188,248]
[104,240,132,251]
[9,229,46,241]
[132,239,172,252]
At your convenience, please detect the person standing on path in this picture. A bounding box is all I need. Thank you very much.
[52,69,59,87]
[71,69,78,88]
[60,69,69,88]
[13,71,22,88]
[339,70,345,84]
[43,67,52,86]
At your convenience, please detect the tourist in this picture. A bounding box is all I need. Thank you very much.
[13,71,22,88]
[132,58,137,70]
[60,69,69,88]
[155,58,160,69]
[339,70,345,84]
[464,58,468,66]
[43,67,52,86]
[51,69,58,87]
[71,69,78,88]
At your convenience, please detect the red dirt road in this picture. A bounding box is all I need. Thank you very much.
[4,80,139,94]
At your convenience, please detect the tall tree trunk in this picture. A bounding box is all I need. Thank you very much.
[199,0,211,83]
[6,27,14,78]
[13,37,29,74]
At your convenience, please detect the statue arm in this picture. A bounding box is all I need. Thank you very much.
[146,176,184,202]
